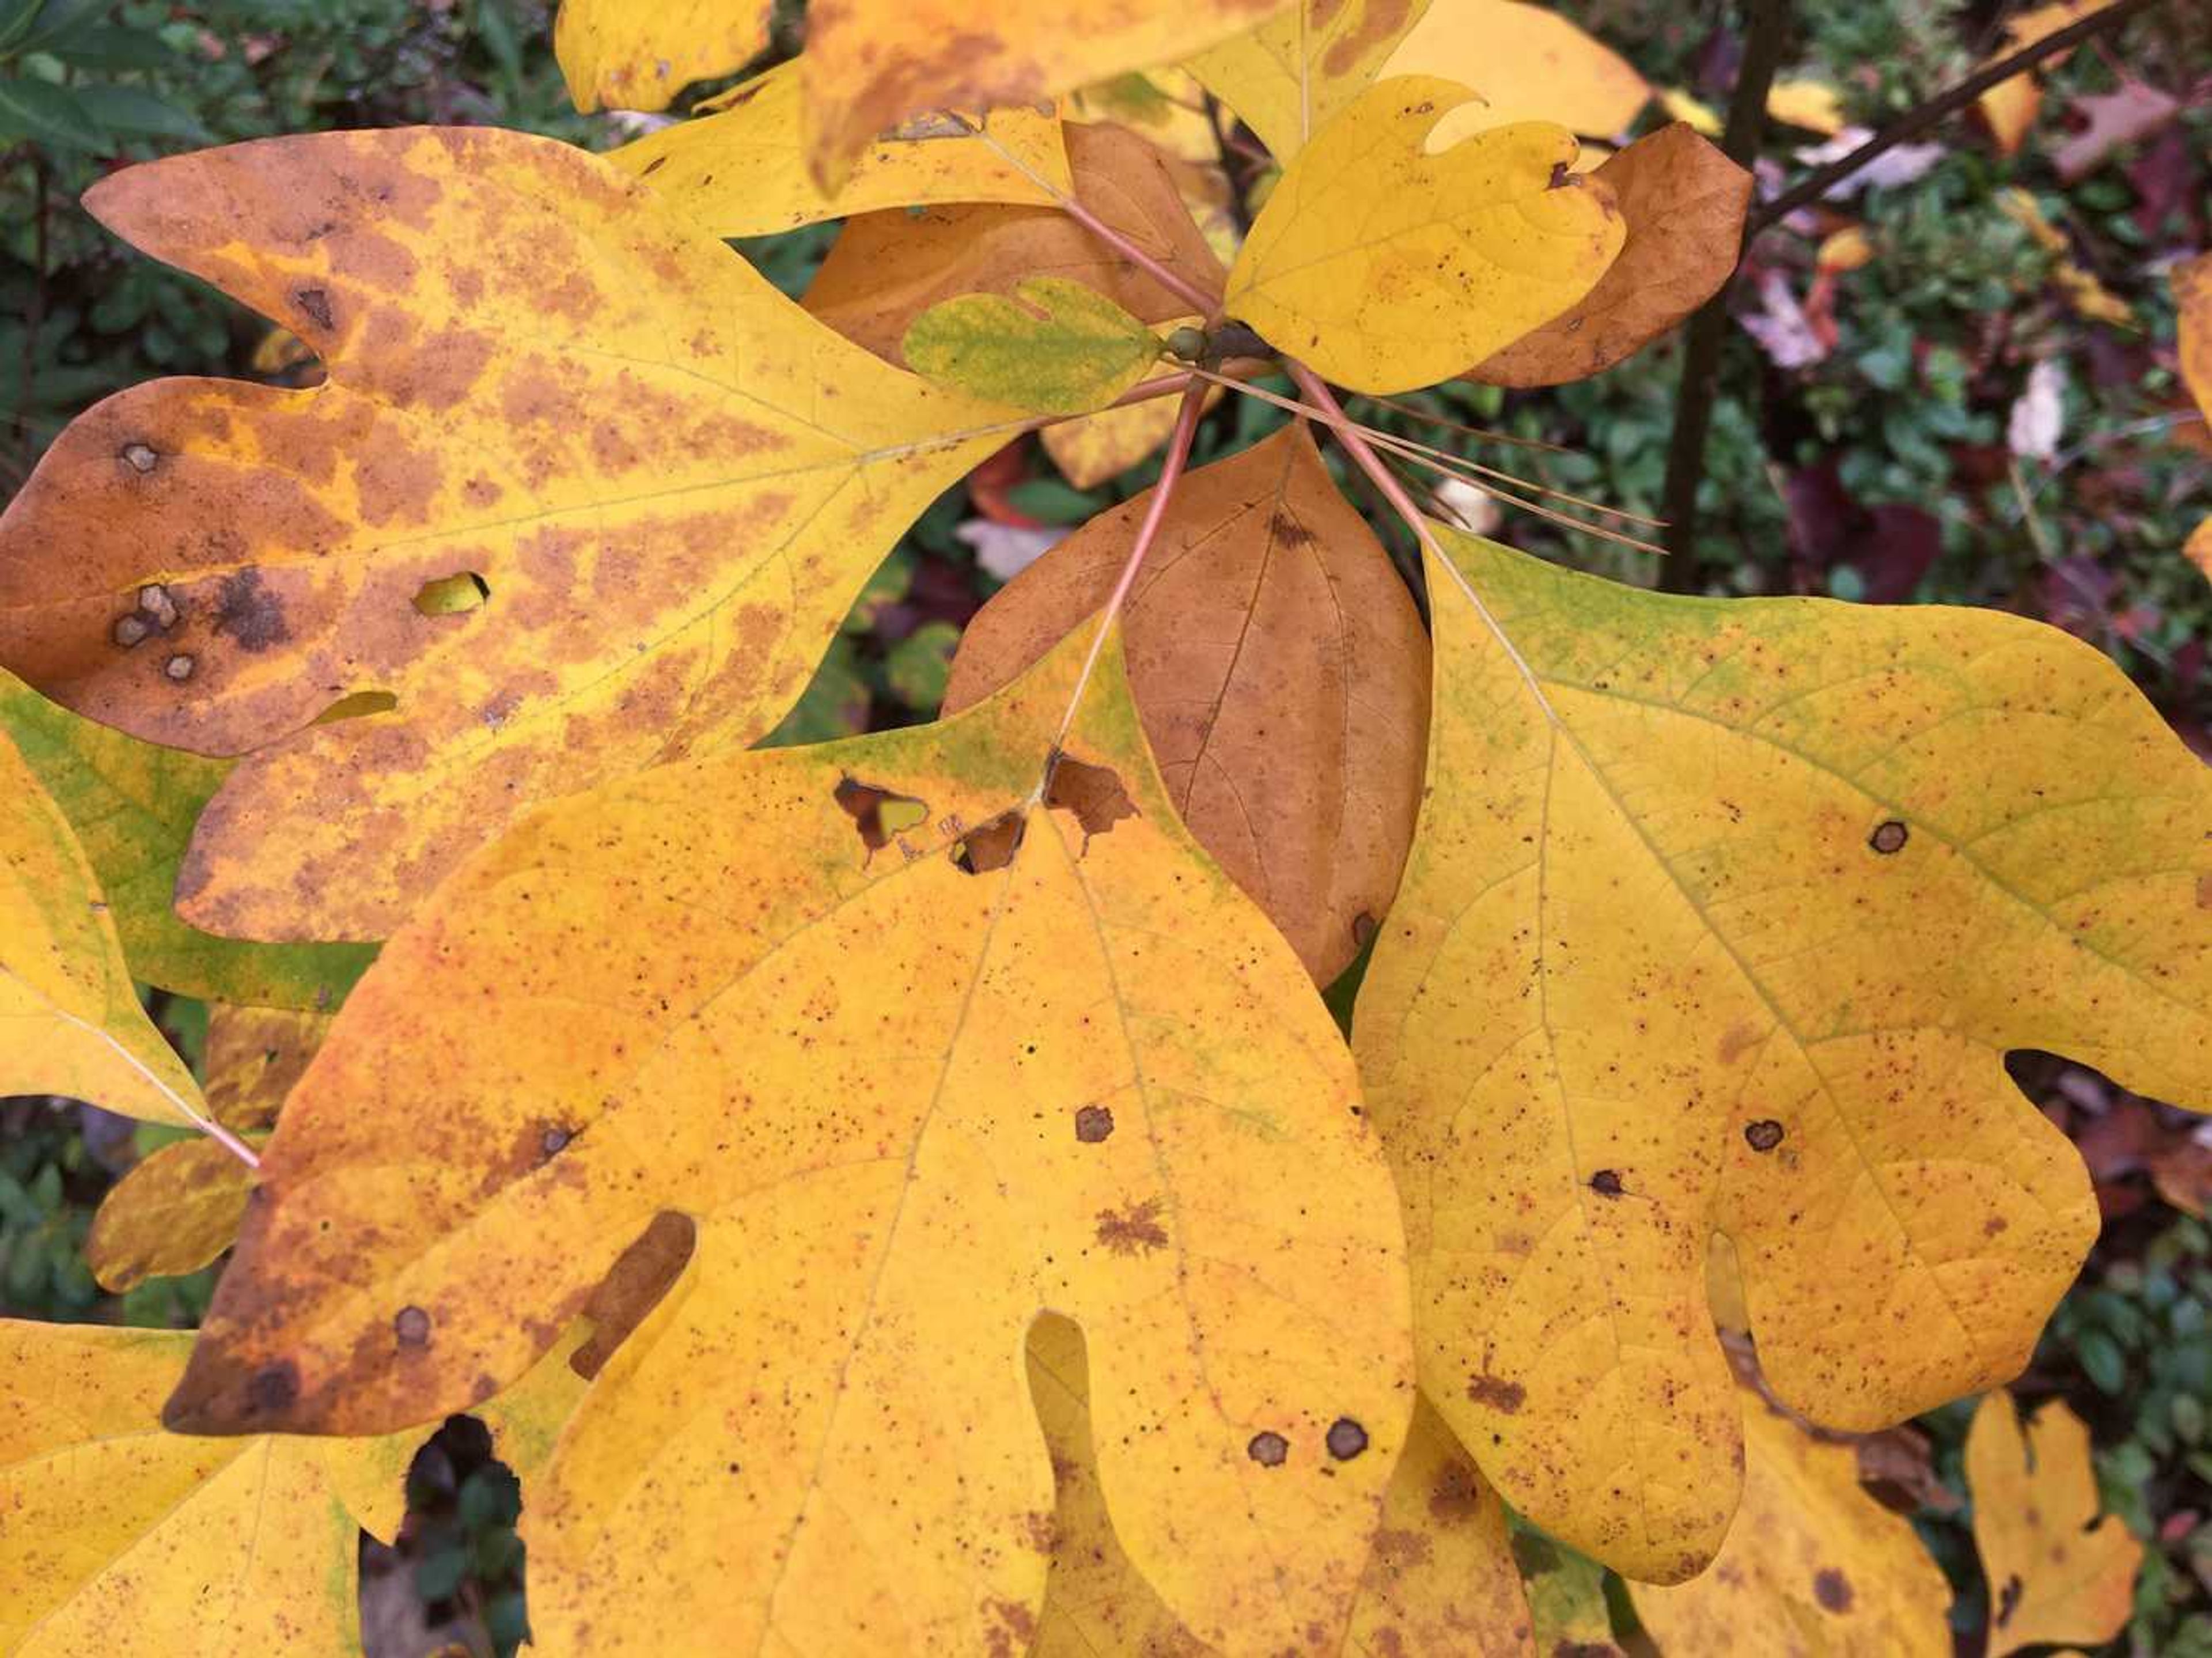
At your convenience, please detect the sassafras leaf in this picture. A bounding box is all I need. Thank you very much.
[1354,526,2210,1580]
[164,629,1412,1655]
[1224,78,1626,393]
[904,276,1162,415]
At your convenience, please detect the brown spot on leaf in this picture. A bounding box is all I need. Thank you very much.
[1589,1168,1625,1197]
[246,1360,299,1415]
[983,1598,1036,1658]
[293,287,335,331]
[394,1305,431,1346]
[1095,1196,1169,1255]
[1428,1456,1485,1522]
[2196,871,2212,910]
[1020,1510,1056,1552]
[952,809,1027,875]
[1326,1417,1369,1459]
[573,1212,699,1380]
[1745,1118,1785,1152]
[1074,1104,1114,1143]
[1044,752,1137,846]
[112,614,149,648]
[1812,1566,1853,1612]
[213,568,291,652]
[1248,1430,1289,1467]
[1468,1373,1525,1413]
[1268,510,1315,548]
[1995,1572,2023,1626]
[1718,1020,1762,1063]
[834,776,927,854]
[1869,819,1909,854]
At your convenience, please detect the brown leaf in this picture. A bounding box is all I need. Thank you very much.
[2053,81,2180,183]
[944,425,1428,983]
[1470,123,1751,388]
[805,122,1225,365]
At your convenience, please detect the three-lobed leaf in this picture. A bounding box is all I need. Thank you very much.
[164,630,1412,1654]
[1354,526,2211,1580]
[1224,77,1626,393]
[0,128,1015,944]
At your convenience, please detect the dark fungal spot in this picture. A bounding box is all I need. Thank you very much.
[1074,1104,1114,1144]
[213,568,291,652]
[1745,1119,1785,1152]
[1589,1168,1624,1197]
[293,286,335,330]
[1094,1197,1168,1255]
[1812,1567,1853,1613]
[1868,819,1909,855]
[1247,1430,1289,1467]
[1467,1373,1525,1413]
[394,1305,432,1346]
[1269,511,1315,548]
[1325,1418,1369,1460]
[541,1125,574,1156]
[1995,1573,2023,1626]
[119,441,159,473]
[247,1360,299,1414]
[642,155,669,176]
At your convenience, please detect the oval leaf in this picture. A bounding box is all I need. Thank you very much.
[945,423,1429,983]
[905,275,1162,414]
[85,1136,256,1293]
[555,0,771,113]
[1353,527,2210,1580]
[1224,77,1626,394]
[1379,0,1650,138]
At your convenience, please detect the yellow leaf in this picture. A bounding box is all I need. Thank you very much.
[1187,0,1435,162]
[554,0,772,113]
[1767,77,1847,136]
[1817,225,1875,272]
[1381,0,1650,138]
[1027,1317,1534,1655]
[607,59,1072,236]
[1967,1392,2143,1655]
[945,424,1430,983]
[1353,527,2211,1581]
[1471,122,1752,387]
[1224,78,1626,393]
[0,129,1016,944]
[0,668,373,1011]
[203,1004,332,1131]
[805,120,1228,366]
[1659,86,1724,137]
[1041,376,1222,489]
[164,629,1413,1654]
[1631,1391,1953,1655]
[797,0,1291,189]
[0,728,205,1127]
[904,276,1163,415]
[0,1319,412,1655]
[1069,69,1229,170]
[1973,0,2113,156]
[84,1137,256,1293]
[2176,251,2212,579]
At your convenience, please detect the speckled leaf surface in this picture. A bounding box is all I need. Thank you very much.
[1378,0,1649,138]
[1224,78,1625,393]
[903,276,1162,415]
[0,669,372,1010]
[554,0,772,113]
[608,58,1071,236]
[945,425,1429,983]
[0,728,206,1127]
[0,128,1013,944]
[1353,526,2211,1581]
[1186,0,1433,163]
[84,1137,257,1294]
[164,631,1412,1655]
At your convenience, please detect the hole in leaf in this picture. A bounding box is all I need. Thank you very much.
[413,571,491,616]
[952,809,1027,875]
[1043,752,1136,847]
[834,777,928,854]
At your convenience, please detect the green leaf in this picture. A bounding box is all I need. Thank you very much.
[39,23,177,72]
[71,83,208,142]
[0,73,106,149]
[903,276,1161,415]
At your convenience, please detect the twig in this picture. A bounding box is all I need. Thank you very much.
[1658,0,1791,590]
[1750,0,2169,234]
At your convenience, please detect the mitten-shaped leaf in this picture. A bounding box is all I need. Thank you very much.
[904,277,1162,414]
[1187,0,1435,163]
[1354,527,2210,1581]
[1380,0,1649,137]
[0,1319,407,1656]
[0,669,371,1009]
[1967,1393,2143,1656]
[1,728,205,1126]
[164,630,1412,1656]
[554,0,772,113]
[945,425,1429,983]
[798,0,1287,188]
[806,120,1228,364]
[1028,1319,1535,1656]
[0,128,1013,943]
[609,59,1072,236]
[1225,78,1625,393]
[1471,122,1751,387]
[1630,1388,1953,1655]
